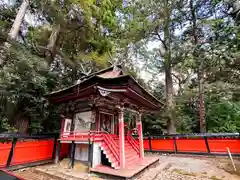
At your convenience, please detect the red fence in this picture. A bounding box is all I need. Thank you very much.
[0,143,11,167]
[143,133,240,156]
[0,140,69,168]
[0,133,239,169]
[0,133,70,168]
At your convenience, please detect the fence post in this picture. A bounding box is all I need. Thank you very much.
[6,137,17,167]
[173,137,178,154]
[204,136,210,154]
[148,135,152,152]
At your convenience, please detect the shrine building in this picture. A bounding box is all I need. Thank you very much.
[46,65,163,178]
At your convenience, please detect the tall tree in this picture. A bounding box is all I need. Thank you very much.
[189,0,206,132]
[124,0,186,133]
[0,0,126,132]
[8,0,29,40]
[0,0,29,65]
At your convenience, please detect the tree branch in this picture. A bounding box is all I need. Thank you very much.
[154,30,168,50]
[172,72,181,83]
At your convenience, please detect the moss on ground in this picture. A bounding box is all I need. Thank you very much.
[210,175,223,180]
[171,169,197,176]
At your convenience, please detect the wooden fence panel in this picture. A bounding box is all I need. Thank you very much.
[146,136,240,156]
[208,139,240,153]
[176,139,208,152]
[143,139,150,150]
[151,139,175,152]
[11,140,54,166]
[0,143,11,167]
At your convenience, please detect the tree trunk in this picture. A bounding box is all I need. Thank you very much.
[198,69,206,132]
[46,24,61,65]
[163,0,176,134]
[0,0,29,65]
[165,60,176,133]
[8,0,29,40]
[190,0,206,133]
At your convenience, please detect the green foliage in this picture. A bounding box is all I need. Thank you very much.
[0,0,239,134]
[206,101,240,132]
[0,43,60,133]
[205,86,240,133]
[0,117,17,132]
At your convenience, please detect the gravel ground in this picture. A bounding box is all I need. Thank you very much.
[14,155,240,180]
[15,168,61,180]
[137,155,240,180]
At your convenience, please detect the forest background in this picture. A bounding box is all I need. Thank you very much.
[0,0,239,135]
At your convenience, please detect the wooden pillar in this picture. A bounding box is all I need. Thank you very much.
[69,141,76,168]
[136,112,144,159]
[55,140,61,164]
[118,107,125,168]
[88,135,92,170]
[52,135,58,160]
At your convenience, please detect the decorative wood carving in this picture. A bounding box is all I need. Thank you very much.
[98,89,111,96]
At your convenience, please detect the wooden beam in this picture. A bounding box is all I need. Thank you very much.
[52,85,95,103]
[127,88,159,109]
[125,107,139,114]
[97,86,127,92]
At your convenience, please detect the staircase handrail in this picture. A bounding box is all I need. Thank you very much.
[127,130,140,155]
[102,132,120,162]
[60,130,119,163]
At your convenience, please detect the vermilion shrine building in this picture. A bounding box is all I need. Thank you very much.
[46,66,162,177]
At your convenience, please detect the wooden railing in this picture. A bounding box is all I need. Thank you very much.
[61,130,120,162]
[61,130,103,141]
[102,133,120,162]
[127,130,140,155]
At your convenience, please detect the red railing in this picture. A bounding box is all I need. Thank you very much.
[61,130,104,141]
[102,133,120,162]
[61,130,120,162]
[127,131,140,155]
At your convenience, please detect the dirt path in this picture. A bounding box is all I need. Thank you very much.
[15,168,60,180]
[137,155,240,180]
[14,155,240,180]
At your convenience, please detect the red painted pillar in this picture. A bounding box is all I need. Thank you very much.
[137,113,144,159]
[118,107,125,168]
